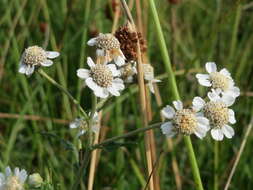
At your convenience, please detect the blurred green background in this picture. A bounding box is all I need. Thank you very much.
[0,0,253,189]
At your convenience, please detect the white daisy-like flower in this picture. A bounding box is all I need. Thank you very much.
[196,62,240,100]
[77,57,125,98]
[161,100,210,139]
[70,112,100,137]
[120,61,137,83]
[0,166,28,190]
[19,45,60,76]
[87,33,126,66]
[142,64,161,93]
[193,90,236,141]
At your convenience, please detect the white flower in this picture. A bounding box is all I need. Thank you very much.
[87,33,126,66]
[120,61,137,83]
[142,64,161,93]
[70,112,100,137]
[193,90,236,141]
[28,173,43,188]
[19,45,60,76]
[77,57,125,98]
[196,62,240,100]
[0,166,28,190]
[161,100,210,139]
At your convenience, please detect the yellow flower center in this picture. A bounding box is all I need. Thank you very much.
[203,101,229,128]
[6,176,23,190]
[23,46,46,66]
[96,34,120,50]
[173,109,197,135]
[91,64,113,87]
[209,72,230,91]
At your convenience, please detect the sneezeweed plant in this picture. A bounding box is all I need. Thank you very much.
[19,45,60,76]
[77,57,125,98]
[70,112,100,137]
[161,100,210,139]
[87,33,126,66]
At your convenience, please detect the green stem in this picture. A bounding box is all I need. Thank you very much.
[148,0,204,189]
[38,69,89,120]
[91,122,162,150]
[214,141,219,190]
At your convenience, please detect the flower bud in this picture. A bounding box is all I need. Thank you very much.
[28,173,43,188]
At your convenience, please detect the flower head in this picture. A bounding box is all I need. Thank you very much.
[120,61,137,83]
[193,90,236,141]
[0,166,28,190]
[87,33,126,66]
[28,173,43,188]
[142,64,160,93]
[77,57,124,98]
[196,62,240,100]
[161,100,210,139]
[19,45,60,76]
[70,112,100,137]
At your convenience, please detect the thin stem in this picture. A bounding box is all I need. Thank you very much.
[214,141,219,190]
[38,69,89,121]
[148,0,204,189]
[224,116,253,190]
[91,122,162,150]
[88,95,97,146]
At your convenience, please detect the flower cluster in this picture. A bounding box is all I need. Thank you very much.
[0,166,43,190]
[161,62,240,141]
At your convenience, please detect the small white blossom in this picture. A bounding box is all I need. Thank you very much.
[77,57,125,98]
[19,45,60,76]
[161,100,210,139]
[28,173,43,188]
[0,166,28,190]
[142,64,160,93]
[196,62,240,100]
[70,112,100,137]
[193,90,236,141]
[87,33,126,66]
[120,61,137,83]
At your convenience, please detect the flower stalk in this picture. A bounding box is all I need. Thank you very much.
[148,0,204,189]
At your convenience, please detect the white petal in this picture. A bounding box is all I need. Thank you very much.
[194,125,207,139]
[192,97,205,111]
[14,167,20,176]
[112,78,125,90]
[222,125,235,139]
[197,116,209,128]
[108,64,120,76]
[86,77,103,91]
[205,62,217,73]
[196,74,211,86]
[77,130,86,137]
[0,173,5,183]
[18,169,28,183]
[173,100,183,110]
[87,37,97,46]
[25,65,35,76]
[69,120,80,129]
[161,122,176,137]
[77,69,90,79]
[46,51,60,59]
[5,167,12,177]
[96,49,105,57]
[107,86,120,96]
[41,60,53,67]
[87,57,95,68]
[227,86,240,98]
[228,109,236,124]
[114,55,125,67]
[94,88,109,98]
[148,82,155,93]
[221,94,235,107]
[207,90,220,102]
[219,68,231,77]
[18,63,27,74]
[161,105,175,119]
[211,128,224,141]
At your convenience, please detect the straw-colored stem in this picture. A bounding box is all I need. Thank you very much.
[224,116,253,190]
[120,1,155,189]
[148,0,204,189]
[214,141,219,190]
[38,69,88,120]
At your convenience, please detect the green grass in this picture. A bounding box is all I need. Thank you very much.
[1,0,253,189]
